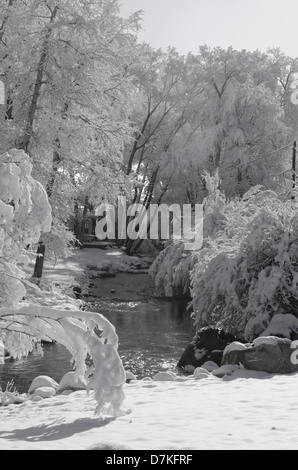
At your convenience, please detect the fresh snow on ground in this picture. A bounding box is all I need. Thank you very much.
[1,371,298,450]
[2,248,298,450]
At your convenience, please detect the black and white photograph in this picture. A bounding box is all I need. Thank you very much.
[0,0,298,452]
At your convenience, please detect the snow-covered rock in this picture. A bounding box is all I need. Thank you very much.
[31,387,57,399]
[30,395,44,403]
[178,327,240,372]
[222,336,298,374]
[58,372,87,392]
[212,365,241,378]
[28,376,59,394]
[184,365,196,373]
[201,361,220,372]
[253,336,284,347]
[194,367,211,380]
[13,394,28,405]
[223,342,248,355]
[125,371,137,383]
[153,372,176,382]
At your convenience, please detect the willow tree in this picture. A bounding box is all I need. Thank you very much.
[0,0,140,271]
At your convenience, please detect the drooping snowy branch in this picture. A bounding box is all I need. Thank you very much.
[0,149,126,416]
[0,305,126,416]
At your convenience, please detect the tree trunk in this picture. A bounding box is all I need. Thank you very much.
[33,242,46,281]
[46,139,62,197]
[19,6,59,153]
[125,166,159,256]
[79,196,89,248]
[130,180,169,256]
[73,201,80,241]
[5,95,13,120]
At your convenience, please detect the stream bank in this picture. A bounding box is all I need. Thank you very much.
[0,248,195,391]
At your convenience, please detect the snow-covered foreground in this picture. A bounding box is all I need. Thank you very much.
[2,247,298,451]
[1,370,298,450]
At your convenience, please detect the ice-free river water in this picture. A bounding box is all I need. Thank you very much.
[0,298,195,393]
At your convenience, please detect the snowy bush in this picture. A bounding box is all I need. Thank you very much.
[0,381,20,407]
[191,185,298,341]
[0,149,52,308]
[149,172,226,298]
[149,240,197,298]
[0,150,126,416]
[41,215,77,264]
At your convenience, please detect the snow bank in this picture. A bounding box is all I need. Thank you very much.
[3,368,298,450]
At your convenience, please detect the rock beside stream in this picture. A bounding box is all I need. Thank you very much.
[177,327,241,372]
[222,336,298,374]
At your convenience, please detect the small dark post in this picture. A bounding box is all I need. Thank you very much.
[292,141,297,201]
[33,242,46,279]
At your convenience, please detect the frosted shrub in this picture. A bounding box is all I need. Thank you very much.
[149,172,233,298]
[191,186,298,341]
[0,149,52,308]
[149,241,197,298]
[0,381,19,407]
[149,172,227,298]
[41,215,77,264]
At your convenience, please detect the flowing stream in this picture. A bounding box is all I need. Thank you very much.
[0,298,195,394]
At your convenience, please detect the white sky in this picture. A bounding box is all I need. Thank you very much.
[119,0,298,57]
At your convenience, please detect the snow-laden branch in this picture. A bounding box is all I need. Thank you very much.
[0,149,126,416]
[0,305,126,416]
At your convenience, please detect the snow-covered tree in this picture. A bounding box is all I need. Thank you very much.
[190,184,298,341]
[0,149,126,416]
[0,0,140,265]
[0,149,51,307]
[149,240,197,298]
[187,46,293,198]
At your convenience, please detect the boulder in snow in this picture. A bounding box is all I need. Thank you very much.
[212,364,241,378]
[184,365,195,373]
[178,327,241,372]
[28,376,59,394]
[58,372,87,393]
[153,372,176,382]
[201,361,219,372]
[194,367,211,380]
[30,395,44,403]
[31,387,57,399]
[125,371,137,383]
[13,394,28,405]
[222,336,298,374]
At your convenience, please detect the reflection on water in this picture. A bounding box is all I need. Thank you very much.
[0,299,195,394]
[0,343,72,394]
[93,299,195,379]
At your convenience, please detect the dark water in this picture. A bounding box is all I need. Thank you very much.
[0,299,195,394]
